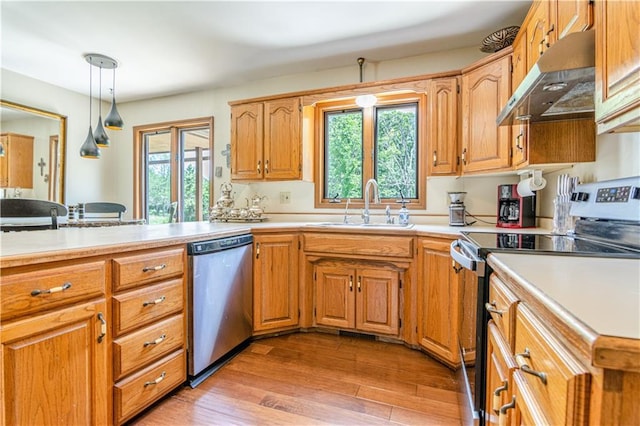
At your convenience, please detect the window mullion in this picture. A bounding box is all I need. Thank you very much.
[362,106,375,200]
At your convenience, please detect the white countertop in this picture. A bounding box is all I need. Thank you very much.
[489,253,640,340]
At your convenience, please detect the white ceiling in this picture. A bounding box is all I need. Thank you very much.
[1,1,530,103]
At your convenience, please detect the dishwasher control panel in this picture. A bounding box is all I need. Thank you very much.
[188,233,253,255]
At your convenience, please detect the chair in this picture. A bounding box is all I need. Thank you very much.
[0,198,68,231]
[83,202,126,220]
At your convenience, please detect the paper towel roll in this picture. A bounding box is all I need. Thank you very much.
[517,177,546,197]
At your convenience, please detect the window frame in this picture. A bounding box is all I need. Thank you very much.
[314,92,427,209]
[133,116,214,222]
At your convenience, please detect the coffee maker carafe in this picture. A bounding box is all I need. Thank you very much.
[447,192,467,226]
[497,184,536,228]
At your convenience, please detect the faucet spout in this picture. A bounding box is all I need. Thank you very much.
[362,178,380,224]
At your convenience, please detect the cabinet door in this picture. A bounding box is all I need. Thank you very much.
[427,77,459,175]
[1,300,109,426]
[595,0,640,133]
[263,97,301,180]
[511,33,529,168]
[485,321,517,426]
[314,264,355,329]
[0,133,34,189]
[555,0,592,39]
[461,55,512,173]
[253,234,299,331]
[231,102,263,180]
[418,238,461,366]
[356,266,399,336]
[525,1,553,69]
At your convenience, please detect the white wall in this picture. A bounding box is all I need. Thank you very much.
[3,44,639,224]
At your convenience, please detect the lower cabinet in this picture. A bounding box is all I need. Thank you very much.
[314,261,400,336]
[1,299,109,426]
[418,236,467,367]
[253,233,300,332]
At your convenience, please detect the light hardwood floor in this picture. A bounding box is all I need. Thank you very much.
[130,332,462,425]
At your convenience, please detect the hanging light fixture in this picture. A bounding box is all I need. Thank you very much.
[80,56,101,159]
[104,56,124,130]
[355,57,377,108]
[90,55,110,147]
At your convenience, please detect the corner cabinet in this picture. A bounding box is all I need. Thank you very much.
[461,51,512,174]
[253,233,300,333]
[230,96,302,181]
[314,261,399,336]
[595,0,640,134]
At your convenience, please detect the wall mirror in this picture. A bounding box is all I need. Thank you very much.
[0,99,66,204]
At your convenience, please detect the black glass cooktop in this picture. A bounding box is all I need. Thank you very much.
[462,232,640,258]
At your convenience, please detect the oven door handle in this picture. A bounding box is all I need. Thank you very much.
[450,239,486,277]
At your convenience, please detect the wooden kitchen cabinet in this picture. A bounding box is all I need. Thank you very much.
[485,321,518,426]
[1,258,109,426]
[461,51,512,174]
[314,261,400,336]
[595,0,640,133]
[0,133,33,188]
[524,0,555,70]
[554,0,592,40]
[427,76,460,175]
[230,96,302,181]
[111,246,187,424]
[253,233,300,332]
[418,236,467,367]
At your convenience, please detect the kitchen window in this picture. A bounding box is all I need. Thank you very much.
[133,117,214,223]
[315,92,426,209]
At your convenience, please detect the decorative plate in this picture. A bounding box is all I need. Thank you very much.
[480,26,520,53]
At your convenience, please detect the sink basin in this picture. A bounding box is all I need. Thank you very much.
[309,222,414,229]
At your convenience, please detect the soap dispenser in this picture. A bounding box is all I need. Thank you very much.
[398,200,410,225]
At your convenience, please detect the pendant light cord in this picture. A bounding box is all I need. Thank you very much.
[98,63,102,116]
[89,57,92,125]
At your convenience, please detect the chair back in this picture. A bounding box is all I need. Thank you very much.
[84,202,126,220]
[0,198,68,231]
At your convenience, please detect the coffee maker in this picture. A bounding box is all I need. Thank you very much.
[497,184,536,228]
[448,192,467,226]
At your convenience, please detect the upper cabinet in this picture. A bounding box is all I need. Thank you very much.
[0,133,33,188]
[525,0,555,70]
[461,51,512,174]
[230,96,302,181]
[555,0,593,39]
[427,77,460,175]
[595,0,640,134]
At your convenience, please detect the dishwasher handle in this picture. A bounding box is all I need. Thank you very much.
[450,239,486,277]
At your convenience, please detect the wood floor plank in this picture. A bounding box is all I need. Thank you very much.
[129,332,462,426]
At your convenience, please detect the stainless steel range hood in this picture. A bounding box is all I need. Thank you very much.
[497,30,595,126]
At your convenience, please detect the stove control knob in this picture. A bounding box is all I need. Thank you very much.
[577,192,589,202]
[632,187,640,200]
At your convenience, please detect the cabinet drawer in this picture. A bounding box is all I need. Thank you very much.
[487,275,519,350]
[1,261,106,321]
[113,349,186,424]
[514,305,590,425]
[113,248,184,292]
[113,314,184,380]
[304,233,413,258]
[112,279,184,337]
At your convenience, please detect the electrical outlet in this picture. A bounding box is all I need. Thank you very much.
[280,191,291,204]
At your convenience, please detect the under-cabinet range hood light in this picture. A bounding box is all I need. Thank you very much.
[497,30,595,126]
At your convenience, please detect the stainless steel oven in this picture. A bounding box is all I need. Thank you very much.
[451,176,640,426]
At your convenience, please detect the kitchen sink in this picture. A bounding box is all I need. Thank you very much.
[308,222,414,229]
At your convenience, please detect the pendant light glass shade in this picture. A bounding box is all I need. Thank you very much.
[355,57,377,108]
[105,67,123,130]
[94,64,110,147]
[80,55,100,159]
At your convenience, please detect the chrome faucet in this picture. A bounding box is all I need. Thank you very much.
[362,178,380,224]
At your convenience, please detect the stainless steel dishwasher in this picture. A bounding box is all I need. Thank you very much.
[187,233,253,387]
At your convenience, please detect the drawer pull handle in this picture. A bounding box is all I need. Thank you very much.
[144,371,166,387]
[144,334,167,347]
[515,348,548,384]
[142,264,166,272]
[143,296,166,307]
[498,395,516,426]
[31,282,71,296]
[97,312,107,343]
[485,301,504,317]
[492,380,508,414]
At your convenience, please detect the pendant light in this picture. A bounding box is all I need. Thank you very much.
[80,56,101,159]
[104,59,124,130]
[355,57,377,108]
[93,58,110,148]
